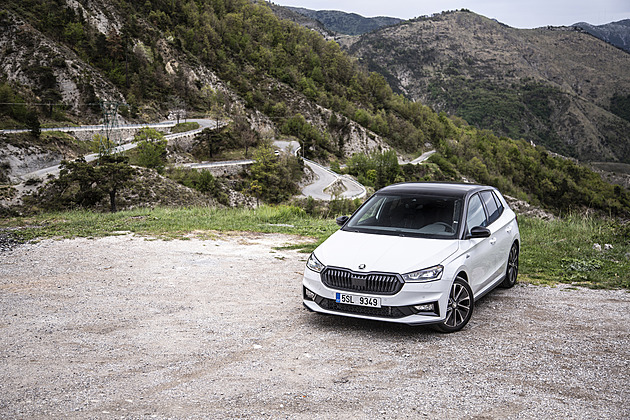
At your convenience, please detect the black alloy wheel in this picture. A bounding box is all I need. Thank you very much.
[433,276,473,333]
[500,243,519,288]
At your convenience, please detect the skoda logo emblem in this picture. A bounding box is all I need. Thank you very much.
[358,264,366,270]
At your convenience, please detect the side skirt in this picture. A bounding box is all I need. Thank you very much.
[473,273,506,302]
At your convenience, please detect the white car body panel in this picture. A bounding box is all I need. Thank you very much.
[302,183,521,329]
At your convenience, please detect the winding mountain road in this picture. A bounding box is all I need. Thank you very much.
[14,121,368,200]
[18,119,221,180]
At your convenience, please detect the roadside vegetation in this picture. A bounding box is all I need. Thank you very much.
[334,143,630,218]
[1,206,628,290]
[519,216,630,289]
[170,122,200,134]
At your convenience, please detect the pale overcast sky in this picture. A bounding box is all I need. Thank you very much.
[269,0,630,28]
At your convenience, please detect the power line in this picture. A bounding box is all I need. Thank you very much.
[0,102,107,106]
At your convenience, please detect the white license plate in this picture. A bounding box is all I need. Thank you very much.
[335,292,381,308]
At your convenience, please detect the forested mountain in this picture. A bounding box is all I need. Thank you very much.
[348,10,630,164]
[1,1,629,216]
[574,19,630,53]
[1,0,402,159]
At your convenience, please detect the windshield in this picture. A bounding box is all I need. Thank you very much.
[344,193,463,239]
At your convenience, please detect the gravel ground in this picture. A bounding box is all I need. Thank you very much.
[1,233,629,419]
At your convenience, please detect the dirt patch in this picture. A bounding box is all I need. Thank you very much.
[1,234,629,418]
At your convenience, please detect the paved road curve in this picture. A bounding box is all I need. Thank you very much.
[273,140,366,200]
[410,149,436,164]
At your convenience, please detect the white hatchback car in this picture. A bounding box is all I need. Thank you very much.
[302,182,520,332]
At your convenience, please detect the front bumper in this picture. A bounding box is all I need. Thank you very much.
[302,268,450,326]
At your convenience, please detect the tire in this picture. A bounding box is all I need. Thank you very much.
[433,276,474,333]
[500,243,519,288]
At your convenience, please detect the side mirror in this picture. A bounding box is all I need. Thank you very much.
[336,215,350,227]
[468,226,491,239]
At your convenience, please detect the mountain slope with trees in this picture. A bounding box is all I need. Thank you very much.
[348,10,630,164]
[0,1,629,217]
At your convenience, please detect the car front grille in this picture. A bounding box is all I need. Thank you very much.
[321,267,403,295]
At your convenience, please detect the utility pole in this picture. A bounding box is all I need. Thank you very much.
[99,101,123,156]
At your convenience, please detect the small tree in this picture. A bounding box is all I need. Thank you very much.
[194,127,231,159]
[168,95,186,124]
[233,115,258,158]
[26,110,41,139]
[46,156,135,212]
[134,127,165,143]
[91,133,115,155]
[249,180,262,206]
[133,127,167,173]
[96,155,136,212]
[248,145,301,203]
[56,158,104,208]
[201,85,228,129]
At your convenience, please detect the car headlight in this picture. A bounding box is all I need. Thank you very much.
[306,253,324,273]
[402,265,443,282]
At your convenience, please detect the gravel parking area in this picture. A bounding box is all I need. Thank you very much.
[1,234,629,419]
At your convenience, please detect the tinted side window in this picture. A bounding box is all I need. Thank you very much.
[492,191,504,218]
[481,191,500,225]
[466,194,488,232]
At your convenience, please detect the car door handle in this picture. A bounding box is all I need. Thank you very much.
[490,238,497,245]
[506,225,512,233]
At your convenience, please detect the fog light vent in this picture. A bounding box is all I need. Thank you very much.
[304,287,316,301]
[413,303,434,312]
[412,302,438,315]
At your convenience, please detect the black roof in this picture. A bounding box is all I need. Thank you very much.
[376,182,489,198]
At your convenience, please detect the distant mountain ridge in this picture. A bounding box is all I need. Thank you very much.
[273,6,630,164]
[347,11,630,164]
[573,19,630,53]
[266,3,334,37]
[285,7,403,36]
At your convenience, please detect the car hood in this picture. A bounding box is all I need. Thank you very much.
[314,230,460,274]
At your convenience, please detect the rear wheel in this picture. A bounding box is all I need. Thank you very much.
[500,243,519,288]
[433,276,473,333]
